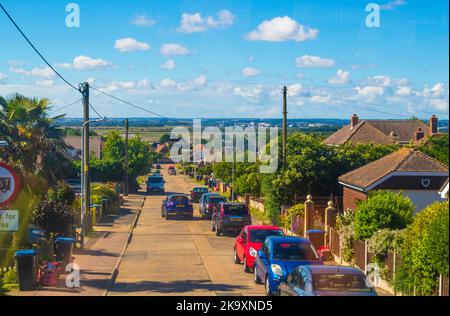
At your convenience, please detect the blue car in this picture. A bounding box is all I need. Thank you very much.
[253,236,323,296]
[161,194,193,220]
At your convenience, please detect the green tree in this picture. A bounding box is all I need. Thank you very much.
[417,134,449,166]
[354,191,415,240]
[159,133,171,144]
[103,130,125,161]
[395,201,449,295]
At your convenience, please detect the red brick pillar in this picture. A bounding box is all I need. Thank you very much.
[304,195,314,238]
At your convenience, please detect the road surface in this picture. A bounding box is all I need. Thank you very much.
[108,165,265,296]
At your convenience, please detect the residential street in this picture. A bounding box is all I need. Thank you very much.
[108,165,265,296]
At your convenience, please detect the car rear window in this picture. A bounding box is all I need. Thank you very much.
[249,229,284,243]
[223,204,248,216]
[148,177,163,183]
[209,197,226,204]
[193,188,208,192]
[273,242,319,261]
[313,273,372,292]
[170,196,189,203]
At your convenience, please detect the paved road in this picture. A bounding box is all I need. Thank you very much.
[108,165,265,296]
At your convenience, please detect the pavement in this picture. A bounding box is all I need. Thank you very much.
[107,165,265,296]
[10,193,145,296]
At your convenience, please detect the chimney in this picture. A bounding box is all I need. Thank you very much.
[429,115,438,135]
[414,128,425,142]
[351,114,359,129]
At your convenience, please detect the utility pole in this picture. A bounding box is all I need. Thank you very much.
[80,82,90,249]
[124,118,129,196]
[282,86,288,166]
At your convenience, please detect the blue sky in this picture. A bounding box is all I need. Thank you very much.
[0,0,448,119]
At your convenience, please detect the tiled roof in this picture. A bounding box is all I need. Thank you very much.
[338,148,449,190]
[325,119,430,145]
[64,136,104,158]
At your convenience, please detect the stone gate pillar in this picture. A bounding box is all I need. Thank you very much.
[304,195,314,238]
[324,201,337,247]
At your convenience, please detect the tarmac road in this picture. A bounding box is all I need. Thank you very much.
[108,165,265,296]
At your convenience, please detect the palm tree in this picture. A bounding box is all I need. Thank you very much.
[0,94,71,184]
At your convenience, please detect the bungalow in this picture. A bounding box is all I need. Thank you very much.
[325,114,440,146]
[339,148,449,212]
[64,136,104,159]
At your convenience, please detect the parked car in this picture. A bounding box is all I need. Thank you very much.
[253,236,323,296]
[211,202,252,236]
[161,194,193,220]
[199,193,227,219]
[168,166,176,175]
[234,225,284,272]
[154,164,161,170]
[190,187,209,203]
[147,175,165,194]
[279,265,377,296]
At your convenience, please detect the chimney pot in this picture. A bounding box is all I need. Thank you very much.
[351,114,359,128]
[429,115,438,135]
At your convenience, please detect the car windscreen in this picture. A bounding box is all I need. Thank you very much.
[209,197,226,204]
[223,205,248,216]
[193,188,208,192]
[169,196,189,203]
[272,242,319,261]
[148,177,163,183]
[313,273,372,292]
[249,229,284,243]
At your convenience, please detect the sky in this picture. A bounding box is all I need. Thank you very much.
[0,0,448,119]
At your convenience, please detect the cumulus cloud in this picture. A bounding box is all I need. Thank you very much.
[310,95,332,104]
[159,78,177,89]
[98,79,153,93]
[0,72,7,80]
[395,86,413,97]
[355,86,385,102]
[55,56,111,71]
[35,79,54,87]
[114,38,151,52]
[233,85,264,103]
[287,84,302,97]
[295,55,336,68]
[329,69,350,85]
[246,16,318,42]
[242,67,260,77]
[10,66,55,79]
[193,75,206,87]
[161,59,176,70]
[177,10,235,33]
[131,15,156,26]
[160,43,190,56]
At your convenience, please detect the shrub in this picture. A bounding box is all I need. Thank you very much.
[354,191,414,240]
[30,200,76,234]
[90,183,121,212]
[336,211,356,263]
[47,181,76,205]
[368,229,404,263]
[394,201,449,295]
[280,203,305,230]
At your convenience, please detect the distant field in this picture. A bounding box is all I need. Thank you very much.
[92,126,175,143]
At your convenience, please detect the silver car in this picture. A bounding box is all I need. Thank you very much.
[279,265,377,296]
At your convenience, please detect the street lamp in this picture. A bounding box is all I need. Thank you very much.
[80,117,106,248]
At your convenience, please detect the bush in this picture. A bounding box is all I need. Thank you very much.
[91,183,121,212]
[354,191,414,240]
[394,201,449,295]
[47,181,75,205]
[30,200,76,234]
[336,211,356,263]
[280,203,305,230]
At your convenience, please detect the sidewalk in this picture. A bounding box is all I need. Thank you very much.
[11,193,145,296]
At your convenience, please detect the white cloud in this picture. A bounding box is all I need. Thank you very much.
[54,56,111,71]
[10,66,55,79]
[137,79,151,88]
[131,15,156,26]
[54,63,73,69]
[287,84,302,97]
[429,99,449,111]
[295,55,335,68]
[233,85,264,103]
[355,86,385,102]
[395,86,413,97]
[114,38,151,52]
[364,75,408,87]
[35,79,54,87]
[177,10,235,33]
[310,95,331,104]
[160,43,190,56]
[242,67,260,77]
[193,75,206,87]
[329,69,350,85]
[160,78,177,89]
[161,59,176,70]
[0,73,7,80]
[246,16,318,42]
[422,83,447,98]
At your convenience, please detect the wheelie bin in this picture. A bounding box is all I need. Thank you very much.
[55,237,75,267]
[14,249,38,291]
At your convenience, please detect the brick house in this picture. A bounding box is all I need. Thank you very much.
[338,148,449,212]
[325,114,440,146]
[64,136,104,159]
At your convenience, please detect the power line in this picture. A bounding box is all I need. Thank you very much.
[0,2,80,92]
[49,98,82,115]
[90,85,168,119]
[89,103,104,119]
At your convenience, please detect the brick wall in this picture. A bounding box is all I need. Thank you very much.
[343,186,367,210]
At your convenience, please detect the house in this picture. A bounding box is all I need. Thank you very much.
[339,148,449,212]
[64,136,104,159]
[325,114,440,146]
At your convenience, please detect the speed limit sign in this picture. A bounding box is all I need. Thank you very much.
[0,162,21,208]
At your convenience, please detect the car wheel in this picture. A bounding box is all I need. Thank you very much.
[243,256,250,273]
[265,276,273,296]
[233,248,241,264]
[254,265,262,284]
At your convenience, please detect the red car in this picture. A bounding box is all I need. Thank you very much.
[233,225,284,273]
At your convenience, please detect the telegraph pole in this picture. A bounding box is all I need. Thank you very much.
[282,86,288,166]
[80,82,90,248]
[124,118,129,196]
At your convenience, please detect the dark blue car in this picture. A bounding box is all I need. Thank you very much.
[161,194,193,220]
[253,236,323,296]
